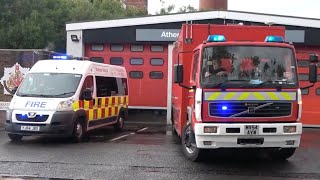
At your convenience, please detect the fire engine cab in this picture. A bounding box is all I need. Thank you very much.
[172,24,318,161]
[5,55,129,142]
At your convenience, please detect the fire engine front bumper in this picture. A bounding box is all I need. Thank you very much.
[194,123,302,149]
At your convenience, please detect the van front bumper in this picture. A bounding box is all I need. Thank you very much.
[5,110,75,137]
[194,123,302,149]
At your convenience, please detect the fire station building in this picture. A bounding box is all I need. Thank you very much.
[66,10,320,126]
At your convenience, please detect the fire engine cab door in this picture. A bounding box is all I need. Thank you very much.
[189,52,199,111]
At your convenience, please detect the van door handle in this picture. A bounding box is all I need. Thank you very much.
[172,96,178,100]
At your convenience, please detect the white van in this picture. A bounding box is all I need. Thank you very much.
[5,59,129,142]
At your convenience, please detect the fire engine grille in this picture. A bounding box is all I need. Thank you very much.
[16,114,49,122]
[209,102,292,117]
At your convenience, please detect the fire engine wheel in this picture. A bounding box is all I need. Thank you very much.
[8,134,23,142]
[72,119,85,143]
[114,115,124,132]
[270,148,296,161]
[181,122,204,162]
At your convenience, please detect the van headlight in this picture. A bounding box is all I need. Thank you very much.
[57,98,75,111]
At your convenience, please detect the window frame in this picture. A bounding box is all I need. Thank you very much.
[129,71,143,79]
[130,58,144,65]
[149,71,164,79]
[91,44,104,51]
[110,44,124,52]
[110,57,124,65]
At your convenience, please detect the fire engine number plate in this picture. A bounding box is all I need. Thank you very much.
[245,125,259,135]
[21,126,40,131]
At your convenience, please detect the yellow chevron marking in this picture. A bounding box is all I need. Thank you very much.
[266,92,280,100]
[281,92,293,100]
[224,92,236,100]
[208,92,221,100]
[97,109,102,119]
[84,101,90,110]
[253,92,265,100]
[238,92,250,100]
[89,109,94,120]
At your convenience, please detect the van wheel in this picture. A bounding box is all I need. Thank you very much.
[72,119,85,143]
[181,122,204,162]
[114,115,124,131]
[270,148,296,161]
[8,134,23,142]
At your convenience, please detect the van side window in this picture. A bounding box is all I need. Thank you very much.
[96,76,118,97]
[80,76,94,100]
[116,78,128,96]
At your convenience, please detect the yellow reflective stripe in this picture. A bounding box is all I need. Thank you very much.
[111,107,115,116]
[281,92,293,100]
[88,109,94,120]
[115,96,119,105]
[105,108,109,117]
[208,92,221,100]
[223,92,236,100]
[101,98,106,107]
[253,92,265,100]
[266,92,280,100]
[108,97,112,106]
[121,96,125,105]
[97,108,102,119]
[84,101,90,109]
[72,101,79,111]
[238,92,250,100]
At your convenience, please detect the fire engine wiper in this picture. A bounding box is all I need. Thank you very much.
[208,80,250,88]
[252,80,284,91]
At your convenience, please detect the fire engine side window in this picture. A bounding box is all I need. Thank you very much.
[192,52,199,82]
[80,76,94,100]
[96,76,118,97]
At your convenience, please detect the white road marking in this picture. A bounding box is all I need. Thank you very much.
[109,127,148,142]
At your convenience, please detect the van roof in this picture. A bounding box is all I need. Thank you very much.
[29,60,127,78]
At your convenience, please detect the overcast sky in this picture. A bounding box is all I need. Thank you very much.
[148,0,320,19]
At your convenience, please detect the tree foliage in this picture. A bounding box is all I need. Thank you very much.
[157,0,198,15]
[0,0,147,52]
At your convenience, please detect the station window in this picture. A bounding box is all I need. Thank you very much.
[110,44,124,52]
[301,88,309,95]
[298,74,308,81]
[96,76,118,97]
[297,60,308,68]
[110,57,124,65]
[150,58,164,66]
[151,45,164,52]
[90,57,104,63]
[129,71,143,79]
[91,44,104,51]
[316,88,320,95]
[149,71,164,79]
[131,44,143,52]
[130,58,143,65]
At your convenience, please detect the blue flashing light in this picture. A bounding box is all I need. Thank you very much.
[265,36,284,43]
[222,106,228,110]
[52,55,69,60]
[207,35,226,42]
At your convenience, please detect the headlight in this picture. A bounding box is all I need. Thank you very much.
[57,98,75,111]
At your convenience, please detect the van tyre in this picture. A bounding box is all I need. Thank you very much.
[8,134,23,142]
[114,115,124,132]
[72,119,85,143]
[270,148,296,161]
[181,122,204,162]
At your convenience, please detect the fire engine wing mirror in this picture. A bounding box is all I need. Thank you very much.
[309,54,318,83]
[83,88,93,101]
[174,64,183,84]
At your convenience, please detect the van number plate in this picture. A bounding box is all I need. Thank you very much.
[21,126,40,131]
[245,125,259,135]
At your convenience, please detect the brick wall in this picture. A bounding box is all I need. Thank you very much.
[126,0,147,11]
[199,0,228,11]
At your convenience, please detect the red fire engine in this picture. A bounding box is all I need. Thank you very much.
[171,24,318,161]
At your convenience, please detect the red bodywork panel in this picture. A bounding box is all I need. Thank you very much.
[171,24,298,136]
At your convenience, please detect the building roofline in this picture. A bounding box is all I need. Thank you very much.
[66,10,320,31]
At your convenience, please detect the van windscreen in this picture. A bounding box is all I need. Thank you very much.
[16,73,82,98]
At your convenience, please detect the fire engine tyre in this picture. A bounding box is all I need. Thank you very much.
[270,148,296,161]
[181,122,204,162]
[8,134,23,142]
[114,115,125,132]
[72,119,85,143]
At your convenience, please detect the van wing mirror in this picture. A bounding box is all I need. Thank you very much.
[174,64,183,84]
[83,88,93,101]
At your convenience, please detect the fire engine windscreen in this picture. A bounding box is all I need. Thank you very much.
[16,73,82,98]
[200,46,298,88]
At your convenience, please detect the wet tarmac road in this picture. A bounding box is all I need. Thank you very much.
[0,118,320,180]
